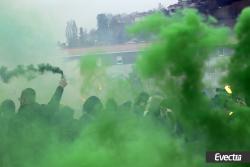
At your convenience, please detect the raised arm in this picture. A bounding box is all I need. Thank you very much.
[48,78,67,109]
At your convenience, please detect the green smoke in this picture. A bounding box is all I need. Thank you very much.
[131,9,228,131]
[29,112,200,167]
[129,9,250,167]
[80,54,99,77]
[79,54,143,102]
[79,54,105,97]
[228,8,250,106]
[2,5,250,167]
[130,8,250,165]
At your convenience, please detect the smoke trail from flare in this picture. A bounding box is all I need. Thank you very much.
[0,63,64,83]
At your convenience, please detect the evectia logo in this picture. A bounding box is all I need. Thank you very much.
[215,153,242,162]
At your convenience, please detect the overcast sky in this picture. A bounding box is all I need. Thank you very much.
[39,0,178,30]
[4,0,178,41]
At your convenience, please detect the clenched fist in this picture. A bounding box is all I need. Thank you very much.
[59,77,67,88]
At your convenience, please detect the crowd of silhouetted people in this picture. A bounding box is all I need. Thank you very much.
[0,77,180,143]
[0,77,244,166]
[0,78,243,141]
[0,77,183,166]
[0,79,180,134]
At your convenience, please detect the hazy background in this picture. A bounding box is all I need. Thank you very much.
[0,0,177,110]
[2,0,177,41]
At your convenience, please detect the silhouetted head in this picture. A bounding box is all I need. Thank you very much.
[0,99,15,116]
[82,96,103,115]
[20,88,36,106]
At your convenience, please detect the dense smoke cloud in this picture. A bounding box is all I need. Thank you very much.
[1,6,250,167]
[129,8,250,163]
[228,8,250,105]
[130,9,229,136]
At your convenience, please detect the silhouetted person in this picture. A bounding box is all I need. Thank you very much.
[133,92,149,117]
[0,99,15,118]
[0,99,16,132]
[0,99,16,166]
[18,88,40,119]
[10,78,68,166]
[82,96,103,114]
[80,96,103,125]
[18,78,67,121]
